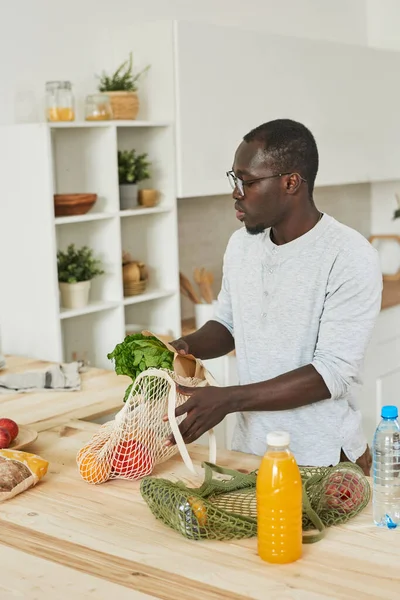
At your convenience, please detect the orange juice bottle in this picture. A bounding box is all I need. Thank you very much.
[256,431,302,564]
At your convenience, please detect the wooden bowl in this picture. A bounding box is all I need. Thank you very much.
[9,426,38,451]
[54,193,97,217]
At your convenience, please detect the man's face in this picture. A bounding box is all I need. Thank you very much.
[231,140,290,235]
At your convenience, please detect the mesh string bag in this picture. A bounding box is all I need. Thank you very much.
[140,461,371,543]
[76,367,218,485]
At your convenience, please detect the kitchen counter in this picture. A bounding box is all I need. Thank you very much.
[0,355,131,431]
[0,356,399,599]
[2,546,146,600]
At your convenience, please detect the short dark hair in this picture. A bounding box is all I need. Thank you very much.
[243,119,319,195]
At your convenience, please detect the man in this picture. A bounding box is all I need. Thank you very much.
[168,118,382,475]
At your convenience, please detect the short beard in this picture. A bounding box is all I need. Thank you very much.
[245,223,267,235]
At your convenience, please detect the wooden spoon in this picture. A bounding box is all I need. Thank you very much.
[180,272,201,304]
[194,267,214,303]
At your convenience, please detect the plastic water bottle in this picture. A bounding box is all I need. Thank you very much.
[372,405,400,528]
[256,431,302,563]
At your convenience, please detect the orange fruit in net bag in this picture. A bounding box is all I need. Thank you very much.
[77,443,112,485]
[188,496,208,526]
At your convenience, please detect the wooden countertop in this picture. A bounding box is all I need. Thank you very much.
[0,414,398,596]
[1,356,400,598]
[0,355,131,431]
[2,546,147,600]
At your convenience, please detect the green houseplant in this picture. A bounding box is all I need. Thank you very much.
[118,150,151,209]
[57,244,104,309]
[97,53,150,120]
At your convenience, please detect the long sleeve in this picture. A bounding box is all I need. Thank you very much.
[312,245,383,400]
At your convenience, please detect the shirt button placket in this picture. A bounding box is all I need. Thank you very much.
[262,248,279,318]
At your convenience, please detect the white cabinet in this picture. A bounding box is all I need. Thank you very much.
[174,21,400,196]
[174,21,372,196]
[361,305,400,445]
[130,20,400,197]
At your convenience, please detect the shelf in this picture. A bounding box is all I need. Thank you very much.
[59,300,120,320]
[0,114,180,366]
[55,212,117,225]
[49,120,170,129]
[119,207,172,218]
[123,289,176,306]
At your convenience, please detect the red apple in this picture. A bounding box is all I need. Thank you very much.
[0,427,11,449]
[324,471,365,513]
[0,418,19,441]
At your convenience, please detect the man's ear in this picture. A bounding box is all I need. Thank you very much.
[285,173,303,194]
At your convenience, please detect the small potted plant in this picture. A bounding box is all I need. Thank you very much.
[97,52,150,120]
[118,149,151,209]
[57,244,104,309]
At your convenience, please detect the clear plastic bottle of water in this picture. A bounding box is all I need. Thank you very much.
[372,405,400,528]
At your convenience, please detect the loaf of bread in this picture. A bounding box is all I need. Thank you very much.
[0,449,48,501]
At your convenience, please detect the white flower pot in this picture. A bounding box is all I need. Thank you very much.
[194,301,217,330]
[59,281,91,309]
[119,184,138,210]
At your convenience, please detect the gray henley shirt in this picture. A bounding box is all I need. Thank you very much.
[214,213,383,466]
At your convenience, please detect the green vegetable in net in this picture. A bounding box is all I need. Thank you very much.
[107,334,174,401]
[140,461,370,543]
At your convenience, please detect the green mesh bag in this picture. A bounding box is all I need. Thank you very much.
[140,461,371,543]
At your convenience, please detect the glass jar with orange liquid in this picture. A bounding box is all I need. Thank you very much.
[256,431,302,564]
[46,81,75,122]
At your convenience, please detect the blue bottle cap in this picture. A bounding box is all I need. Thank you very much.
[381,405,398,419]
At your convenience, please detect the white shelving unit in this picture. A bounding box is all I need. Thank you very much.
[0,121,181,369]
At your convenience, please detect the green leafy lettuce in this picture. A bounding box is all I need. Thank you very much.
[107,334,174,401]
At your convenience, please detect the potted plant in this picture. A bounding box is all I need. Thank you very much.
[97,52,150,120]
[118,149,151,209]
[57,244,104,309]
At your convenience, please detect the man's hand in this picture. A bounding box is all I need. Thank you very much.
[164,384,231,446]
[169,338,190,356]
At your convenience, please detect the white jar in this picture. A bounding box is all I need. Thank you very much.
[194,301,217,330]
[377,239,400,276]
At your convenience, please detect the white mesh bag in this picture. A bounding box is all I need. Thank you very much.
[76,341,218,485]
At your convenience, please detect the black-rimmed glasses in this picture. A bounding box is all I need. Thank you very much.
[226,170,307,196]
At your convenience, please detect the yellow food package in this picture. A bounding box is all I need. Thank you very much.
[0,449,49,501]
